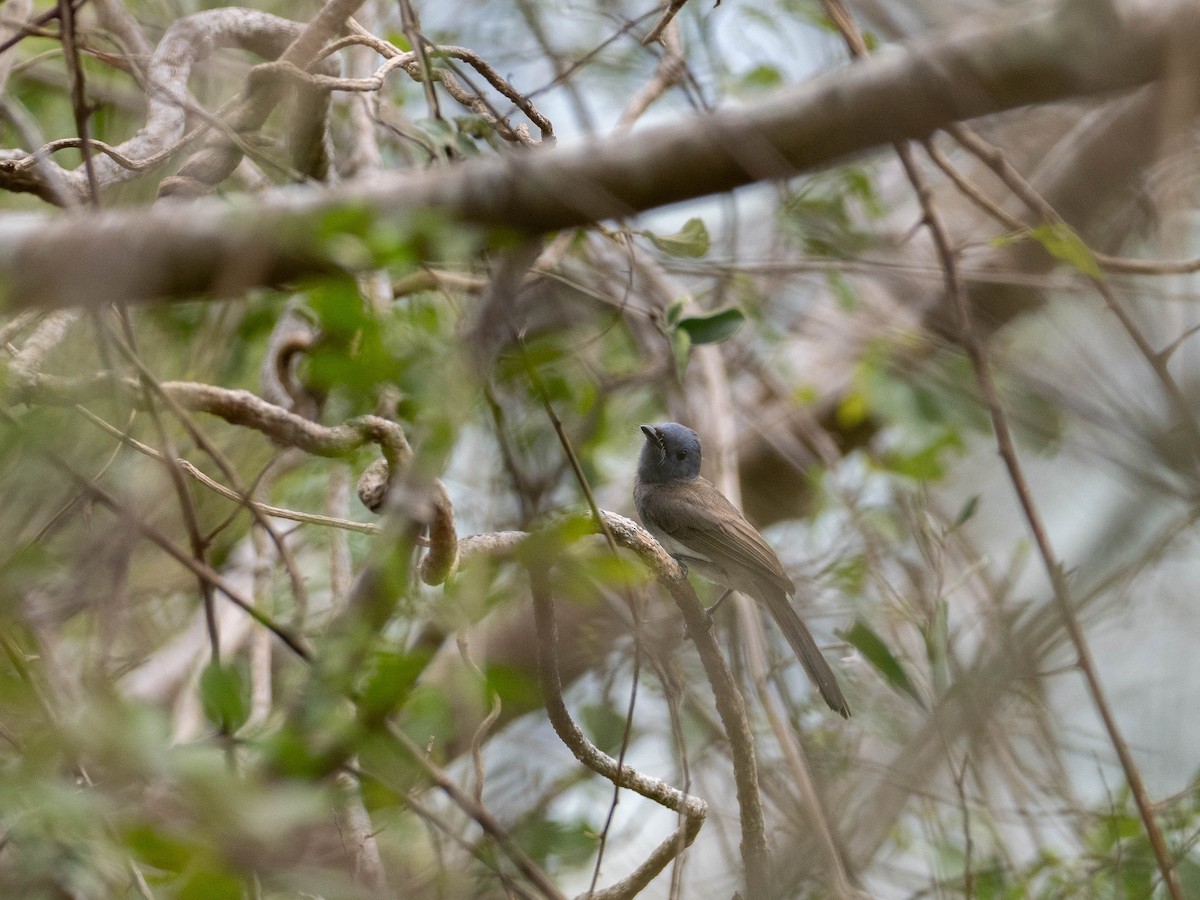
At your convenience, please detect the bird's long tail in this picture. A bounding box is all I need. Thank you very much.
[761,590,851,718]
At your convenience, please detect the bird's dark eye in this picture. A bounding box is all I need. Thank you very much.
[676,451,687,461]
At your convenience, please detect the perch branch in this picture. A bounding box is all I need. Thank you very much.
[452,511,768,896]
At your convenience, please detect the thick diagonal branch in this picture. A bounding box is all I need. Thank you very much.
[5,3,1200,306]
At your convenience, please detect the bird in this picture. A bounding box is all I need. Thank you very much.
[634,422,850,718]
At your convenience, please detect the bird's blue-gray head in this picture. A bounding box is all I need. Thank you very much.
[638,423,702,484]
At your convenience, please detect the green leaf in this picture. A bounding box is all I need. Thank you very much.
[671,324,692,379]
[926,599,949,696]
[779,174,875,257]
[199,662,249,733]
[879,432,963,480]
[1176,857,1200,899]
[643,218,710,258]
[827,270,858,310]
[988,231,1025,249]
[842,168,883,217]
[483,664,542,715]
[840,619,924,707]
[1029,223,1101,277]
[125,824,192,873]
[511,812,596,868]
[835,390,869,429]
[665,298,686,327]
[739,64,783,90]
[415,117,455,143]
[953,495,980,528]
[357,651,428,722]
[452,131,481,157]
[179,868,243,900]
[831,554,868,596]
[676,307,745,345]
[385,32,412,51]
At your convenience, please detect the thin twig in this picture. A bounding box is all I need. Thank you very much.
[397,0,441,122]
[388,724,566,900]
[643,0,690,47]
[515,327,649,892]
[942,205,1182,900]
[821,5,1183,894]
[100,318,313,618]
[2,408,311,661]
[0,0,77,56]
[450,511,770,893]
[353,771,537,900]
[75,407,384,535]
[939,124,1200,448]
[58,0,98,203]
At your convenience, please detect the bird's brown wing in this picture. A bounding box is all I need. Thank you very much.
[652,478,795,595]
[648,480,849,716]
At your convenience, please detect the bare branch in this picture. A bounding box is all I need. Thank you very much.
[387,723,567,900]
[0,8,336,202]
[417,481,459,585]
[12,373,411,468]
[450,511,768,894]
[159,0,366,198]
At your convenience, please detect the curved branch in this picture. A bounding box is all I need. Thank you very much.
[528,565,706,899]
[0,8,334,202]
[10,372,412,467]
[159,0,365,198]
[417,481,459,585]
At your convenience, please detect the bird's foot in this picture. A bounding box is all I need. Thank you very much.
[705,588,733,618]
[683,589,732,641]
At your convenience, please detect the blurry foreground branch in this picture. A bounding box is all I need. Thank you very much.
[4,2,1200,306]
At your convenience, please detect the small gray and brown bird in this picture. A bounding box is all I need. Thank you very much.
[634,422,850,717]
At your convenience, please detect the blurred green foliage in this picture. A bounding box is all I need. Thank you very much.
[0,1,1195,897]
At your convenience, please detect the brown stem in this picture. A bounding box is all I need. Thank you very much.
[58,0,98,204]
[940,123,1200,448]
[387,724,566,900]
[937,179,1184,900]
[101,321,314,616]
[160,0,366,196]
[13,3,1200,306]
[447,512,770,893]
